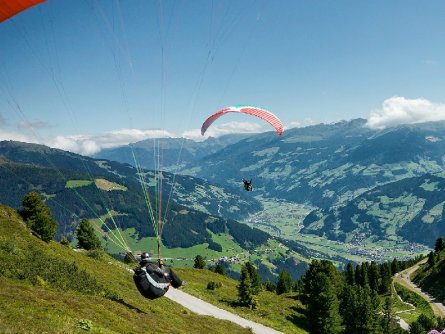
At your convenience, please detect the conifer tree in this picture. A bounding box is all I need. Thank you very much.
[21,191,58,242]
[245,261,262,294]
[391,258,399,275]
[60,235,70,247]
[214,264,226,276]
[435,237,444,253]
[360,262,369,287]
[307,272,342,334]
[237,263,258,309]
[193,255,206,269]
[379,263,392,295]
[76,218,102,250]
[341,285,359,333]
[346,262,355,285]
[368,262,380,292]
[355,264,362,287]
[428,251,436,267]
[382,297,393,334]
[276,270,293,294]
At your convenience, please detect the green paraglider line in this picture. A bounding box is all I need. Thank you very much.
[105,209,131,252]
[131,148,159,240]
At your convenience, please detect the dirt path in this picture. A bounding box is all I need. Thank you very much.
[395,259,445,318]
[165,288,283,334]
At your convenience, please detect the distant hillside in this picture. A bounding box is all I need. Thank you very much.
[177,120,445,246]
[302,173,445,246]
[0,141,313,281]
[182,120,445,209]
[93,134,252,171]
[0,140,261,238]
[0,205,282,334]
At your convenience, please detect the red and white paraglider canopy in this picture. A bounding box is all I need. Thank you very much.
[201,105,283,136]
[0,0,46,23]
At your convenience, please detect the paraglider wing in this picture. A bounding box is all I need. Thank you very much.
[201,105,283,136]
[0,0,46,23]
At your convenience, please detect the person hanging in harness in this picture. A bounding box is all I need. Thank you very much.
[243,178,253,192]
[133,252,183,299]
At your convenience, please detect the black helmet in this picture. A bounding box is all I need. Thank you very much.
[141,252,150,260]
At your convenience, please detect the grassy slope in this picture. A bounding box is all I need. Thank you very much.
[175,268,308,334]
[0,205,308,333]
[393,282,434,324]
[0,206,251,334]
[412,250,445,305]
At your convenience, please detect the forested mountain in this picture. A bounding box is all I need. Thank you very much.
[302,173,445,245]
[182,119,445,208]
[0,141,262,246]
[176,119,445,247]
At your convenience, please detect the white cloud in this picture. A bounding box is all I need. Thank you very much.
[366,96,445,130]
[184,121,263,141]
[45,128,177,156]
[285,118,315,130]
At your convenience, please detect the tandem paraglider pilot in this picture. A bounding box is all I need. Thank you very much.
[133,252,183,300]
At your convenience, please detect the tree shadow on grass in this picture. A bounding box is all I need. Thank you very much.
[286,306,309,331]
[219,298,244,308]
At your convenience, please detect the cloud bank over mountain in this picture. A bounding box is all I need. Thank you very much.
[366,97,445,129]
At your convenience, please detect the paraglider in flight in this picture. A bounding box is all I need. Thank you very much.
[243,178,253,192]
[200,105,283,136]
[0,0,46,23]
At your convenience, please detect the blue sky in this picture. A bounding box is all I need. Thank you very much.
[1,0,444,154]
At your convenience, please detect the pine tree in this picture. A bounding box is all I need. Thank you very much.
[382,297,393,334]
[435,237,444,253]
[276,270,292,294]
[428,251,436,267]
[355,264,362,287]
[214,264,226,276]
[21,191,58,242]
[408,322,424,334]
[264,279,276,292]
[245,262,262,294]
[379,263,392,295]
[368,262,380,292]
[193,255,206,269]
[360,262,369,287]
[391,258,399,275]
[76,219,102,250]
[237,263,258,309]
[346,262,355,285]
[308,272,342,334]
[60,235,70,247]
[341,285,359,333]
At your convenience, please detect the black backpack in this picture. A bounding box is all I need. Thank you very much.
[133,265,170,300]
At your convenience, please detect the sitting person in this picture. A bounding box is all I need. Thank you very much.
[133,252,183,299]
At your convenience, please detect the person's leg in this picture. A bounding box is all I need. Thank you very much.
[166,268,183,288]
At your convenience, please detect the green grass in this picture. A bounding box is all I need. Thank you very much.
[412,251,445,307]
[0,205,258,334]
[175,267,308,334]
[393,282,434,324]
[65,180,93,188]
[0,204,309,333]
